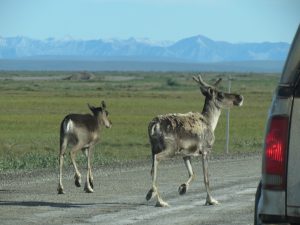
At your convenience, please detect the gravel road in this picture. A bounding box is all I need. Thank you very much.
[0,155,261,225]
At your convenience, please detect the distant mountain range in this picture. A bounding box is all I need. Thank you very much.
[0,35,290,72]
[0,35,290,62]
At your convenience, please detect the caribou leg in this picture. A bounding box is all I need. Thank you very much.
[146,150,173,207]
[84,146,94,193]
[201,152,219,205]
[70,143,84,188]
[88,150,94,189]
[178,156,195,195]
[57,137,68,194]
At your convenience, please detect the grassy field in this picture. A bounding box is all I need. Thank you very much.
[0,71,279,171]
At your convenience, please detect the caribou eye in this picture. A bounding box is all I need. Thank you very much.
[217,92,225,99]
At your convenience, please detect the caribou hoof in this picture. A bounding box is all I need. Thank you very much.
[74,174,81,187]
[146,188,156,201]
[89,178,94,189]
[178,183,187,195]
[75,179,81,187]
[205,198,219,206]
[84,187,94,193]
[84,183,94,193]
[57,187,65,194]
[155,200,170,207]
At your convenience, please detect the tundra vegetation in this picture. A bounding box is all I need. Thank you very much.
[0,71,278,171]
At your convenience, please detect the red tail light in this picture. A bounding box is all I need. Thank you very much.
[263,115,289,190]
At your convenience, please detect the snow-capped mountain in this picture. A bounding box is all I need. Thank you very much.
[169,35,289,62]
[0,35,290,62]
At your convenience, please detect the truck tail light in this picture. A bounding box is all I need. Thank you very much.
[263,115,289,190]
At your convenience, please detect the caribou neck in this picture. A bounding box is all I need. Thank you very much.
[201,99,221,131]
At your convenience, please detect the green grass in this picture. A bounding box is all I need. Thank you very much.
[0,71,280,171]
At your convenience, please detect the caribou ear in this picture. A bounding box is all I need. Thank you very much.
[207,87,214,96]
[101,100,106,109]
[88,103,95,112]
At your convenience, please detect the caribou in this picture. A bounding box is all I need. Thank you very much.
[57,101,111,194]
[145,75,243,207]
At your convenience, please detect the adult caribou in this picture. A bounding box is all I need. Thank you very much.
[57,101,111,194]
[146,75,243,207]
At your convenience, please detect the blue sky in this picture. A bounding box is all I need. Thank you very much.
[0,0,299,43]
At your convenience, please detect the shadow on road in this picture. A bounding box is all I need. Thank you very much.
[0,200,149,209]
[0,201,94,208]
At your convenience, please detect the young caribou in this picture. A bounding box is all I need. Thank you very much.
[57,101,111,194]
[146,75,243,207]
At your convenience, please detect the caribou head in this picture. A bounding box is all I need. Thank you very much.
[193,74,243,109]
[88,101,112,128]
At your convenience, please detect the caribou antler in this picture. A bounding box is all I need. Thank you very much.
[193,74,205,86]
[193,74,211,88]
[213,78,222,87]
[193,74,222,88]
